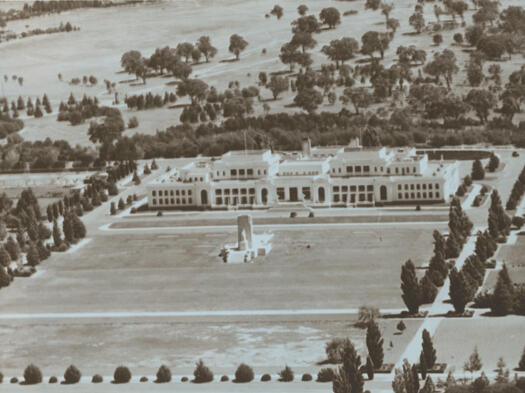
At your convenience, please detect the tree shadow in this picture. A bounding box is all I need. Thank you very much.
[402,32,421,36]
[219,58,239,63]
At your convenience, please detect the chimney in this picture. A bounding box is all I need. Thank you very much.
[302,137,311,158]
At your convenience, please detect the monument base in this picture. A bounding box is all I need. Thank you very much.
[219,233,273,264]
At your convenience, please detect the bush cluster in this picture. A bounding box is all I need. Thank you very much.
[113,366,131,384]
[125,92,176,110]
[234,363,254,383]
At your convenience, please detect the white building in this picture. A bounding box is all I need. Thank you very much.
[147,139,460,209]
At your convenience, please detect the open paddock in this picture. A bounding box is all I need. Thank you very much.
[483,235,525,289]
[432,317,525,372]
[0,223,443,314]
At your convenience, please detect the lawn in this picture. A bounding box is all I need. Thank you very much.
[432,317,525,372]
[483,234,525,289]
[0,224,443,314]
[0,314,421,377]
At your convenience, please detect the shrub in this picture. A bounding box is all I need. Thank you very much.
[10,377,18,384]
[92,374,103,383]
[155,365,171,383]
[24,364,42,384]
[473,290,493,308]
[317,368,335,382]
[279,366,294,382]
[512,216,524,229]
[302,373,313,381]
[309,211,315,218]
[221,375,229,382]
[64,365,81,384]
[157,211,163,217]
[127,116,139,129]
[113,366,131,384]
[261,373,271,382]
[49,376,57,384]
[140,376,148,382]
[326,338,346,363]
[181,376,188,382]
[396,321,406,331]
[290,211,297,218]
[193,359,214,383]
[234,363,254,383]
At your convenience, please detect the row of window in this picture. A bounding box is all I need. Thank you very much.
[398,192,440,200]
[216,196,256,205]
[333,193,374,203]
[151,197,193,205]
[333,185,373,193]
[152,189,192,197]
[279,171,320,176]
[215,168,267,177]
[330,166,418,176]
[397,183,439,191]
[215,188,255,196]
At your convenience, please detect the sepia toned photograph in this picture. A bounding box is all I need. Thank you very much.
[0,0,525,392]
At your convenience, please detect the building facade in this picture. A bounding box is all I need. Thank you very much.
[147,140,461,210]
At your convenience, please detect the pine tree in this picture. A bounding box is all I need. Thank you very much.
[463,346,482,375]
[432,230,446,259]
[393,360,418,393]
[421,273,438,304]
[495,357,509,384]
[471,159,485,180]
[491,272,514,316]
[53,220,62,247]
[419,355,427,379]
[487,153,499,172]
[365,356,374,380]
[401,259,422,314]
[445,231,461,259]
[333,339,363,393]
[6,236,20,260]
[420,376,435,393]
[71,214,86,239]
[110,202,117,215]
[118,198,125,210]
[518,346,525,371]
[411,364,420,393]
[34,105,43,118]
[37,240,50,261]
[46,205,53,222]
[132,171,140,185]
[26,242,40,266]
[449,267,472,313]
[421,329,437,370]
[62,214,74,243]
[366,319,384,368]
[0,266,11,288]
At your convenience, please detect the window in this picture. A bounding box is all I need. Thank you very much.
[181,190,186,196]
[216,189,222,195]
[224,197,230,205]
[263,169,267,175]
[241,188,247,194]
[158,190,163,196]
[170,198,174,204]
[247,169,253,176]
[398,193,403,199]
[249,196,255,204]
[223,171,226,176]
[435,183,440,189]
[342,194,347,202]
[429,192,433,198]
[422,184,427,190]
[342,186,348,192]
[405,193,409,199]
[367,185,373,191]
[152,190,156,196]
[176,190,179,196]
[241,196,247,204]
[233,189,239,195]
[404,184,408,190]
[231,169,237,176]
[176,198,180,204]
[359,193,366,201]
[347,166,353,173]
[152,198,157,205]
[417,192,421,198]
[338,168,341,173]
[350,186,356,192]
[436,192,440,198]
[302,187,311,200]
[413,167,416,173]
[395,168,399,174]
[257,169,261,175]
[416,184,421,190]
[333,186,340,192]
[169,190,173,196]
[216,197,222,205]
[188,198,192,204]
[398,184,402,190]
[355,166,362,172]
[350,194,356,203]
[224,189,230,195]
[182,198,186,204]
[277,187,285,201]
[411,192,415,199]
[334,194,340,202]
[200,177,203,182]
[423,192,427,198]
[410,184,415,190]
[358,185,365,192]
[217,171,220,177]
[364,165,370,172]
[249,188,255,194]
[188,190,192,196]
[387,168,391,174]
[367,193,373,202]
[428,184,433,189]
[239,169,245,175]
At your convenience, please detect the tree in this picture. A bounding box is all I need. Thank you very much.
[366,319,384,368]
[193,359,214,383]
[471,159,485,180]
[298,4,308,15]
[366,356,374,380]
[365,0,381,11]
[392,360,419,393]
[465,89,496,123]
[340,87,373,114]
[421,329,437,370]
[400,259,422,314]
[120,50,146,83]
[464,347,482,376]
[267,75,289,100]
[518,346,525,371]
[62,214,74,243]
[421,273,438,303]
[294,87,323,113]
[332,339,363,393]
[229,34,248,60]
[495,357,509,384]
[196,36,218,62]
[177,79,208,104]
[449,267,471,313]
[423,50,459,90]
[176,42,194,63]
[191,48,202,64]
[291,32,317,53]
[26,242,40,266]
[234,363,254,383]
[409,12,425,34]
[52,219,62,247]
[420,376,435,393]
[467,61,484,87]
[491,269,514,316]
[279,42,301,72]
[454,33,464,45]
[156,365,172,383]
[169,58,192,80]
[322,38,359,68]
[387,18,400,34]
[24,364,42,384]
[292,15,320,34]
[433,34,443,46]
[270,4,283,19]
[0,245,11,268]
[6,236,20,261]
[64,365,81,384]
[361,31,390,59]
[381,3,393,24]
[320,7,341,29]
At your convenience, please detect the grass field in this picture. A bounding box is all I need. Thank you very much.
[483,234,525,289]
[432,317,525,372]
[0,224,443,314]
[0,316,422,376]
